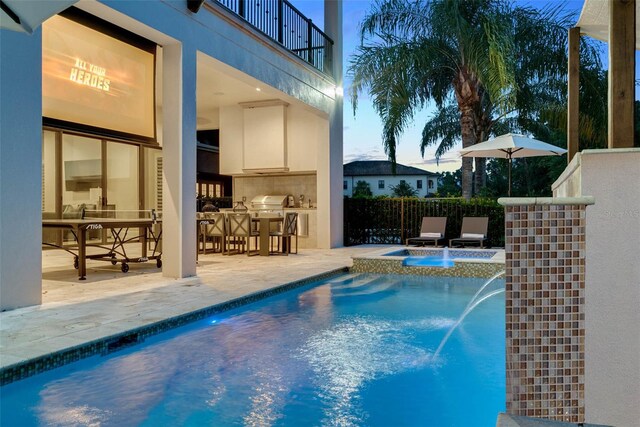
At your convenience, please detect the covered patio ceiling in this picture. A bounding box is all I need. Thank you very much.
[577,0,640,49]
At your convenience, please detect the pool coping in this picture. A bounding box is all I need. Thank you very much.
[358,246,506,263]
[0,267,348,386]
[351,246,505,278]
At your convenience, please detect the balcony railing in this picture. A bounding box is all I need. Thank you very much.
[213,0,334,77]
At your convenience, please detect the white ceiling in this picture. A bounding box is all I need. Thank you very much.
[196,54,281,128]
[577,0,640,49]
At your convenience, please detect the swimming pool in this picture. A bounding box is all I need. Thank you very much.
[1,273,505,426]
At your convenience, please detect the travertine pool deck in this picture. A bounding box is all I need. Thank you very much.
[1,245,393,373]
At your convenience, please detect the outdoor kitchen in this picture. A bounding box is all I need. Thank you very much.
[214,94,327,250]
[220,173,318,249]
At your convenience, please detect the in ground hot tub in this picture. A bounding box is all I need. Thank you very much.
[352,247,504,278]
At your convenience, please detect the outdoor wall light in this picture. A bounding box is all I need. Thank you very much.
[187,0,205,13]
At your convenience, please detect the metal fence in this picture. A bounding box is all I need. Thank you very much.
[344,198,505,247]
[214,0,334,76]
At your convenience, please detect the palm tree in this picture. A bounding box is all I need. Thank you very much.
[390,181,418,197]
[349,0,579,199]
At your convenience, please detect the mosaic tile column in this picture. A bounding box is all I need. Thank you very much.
[500,198,593,423]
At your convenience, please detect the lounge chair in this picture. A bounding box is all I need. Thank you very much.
[449,217,488,248]
[406,217,447,246]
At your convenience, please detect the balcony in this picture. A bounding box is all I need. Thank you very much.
[212,0,334,77]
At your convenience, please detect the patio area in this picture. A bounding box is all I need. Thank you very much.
[0,246,384,375]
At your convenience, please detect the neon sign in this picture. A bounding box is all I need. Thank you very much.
[69,58,111,92]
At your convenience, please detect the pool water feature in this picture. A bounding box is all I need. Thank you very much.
[1,274,505,426]
[402,246,455,267]
[434,270,506,359]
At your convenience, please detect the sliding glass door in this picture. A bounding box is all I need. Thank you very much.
[106,142,139,213]
[61,134,103,215]
[42,129,160,244]
[143,147,162,212]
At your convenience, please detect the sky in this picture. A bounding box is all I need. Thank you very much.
[295,0,639,173]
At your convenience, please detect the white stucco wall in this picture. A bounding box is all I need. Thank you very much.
[344,174,438,197]
[0,29,44,310]
[161,43,198,279]
[553,148,640,427]
[321,0,343,248]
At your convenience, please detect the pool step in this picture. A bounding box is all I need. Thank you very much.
[328,274,384,289]
[326,273,370,287]
[330,275,396,297]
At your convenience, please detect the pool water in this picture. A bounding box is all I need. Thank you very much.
[384,249,497,259]
[402,256,456,267]
[1,274,505,427]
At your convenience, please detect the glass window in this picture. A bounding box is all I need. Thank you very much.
[42,131,58,215]
[378,180,384,189]
[417,180,422,189]
[428,179,434,189]
[144,147,162,211]
[62,134,102,212]
[107,142,139,213]
[43,131,60,245]
[61,134,102,242]
[197,129,219,150]
[343,180,348,190]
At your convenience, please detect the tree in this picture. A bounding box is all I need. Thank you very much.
[353,180,373,198]
[390,181,418,197]
[479,62,609,198]
[435,170,462,197]
[349,0,590,199]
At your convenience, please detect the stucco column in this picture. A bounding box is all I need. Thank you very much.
[0,29,43,310]
[162,43,197,278]
[318,0,343,248]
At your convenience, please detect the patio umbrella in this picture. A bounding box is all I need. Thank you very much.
[1,0,78,34]
[459,133,567,196]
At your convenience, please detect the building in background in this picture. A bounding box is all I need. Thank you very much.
[343,160,438,197]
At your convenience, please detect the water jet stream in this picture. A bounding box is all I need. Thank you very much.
[433,271,505,359]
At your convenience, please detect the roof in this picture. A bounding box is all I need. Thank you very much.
[343,160,437,177]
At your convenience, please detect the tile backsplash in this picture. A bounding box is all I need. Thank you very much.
[233,173,317,206]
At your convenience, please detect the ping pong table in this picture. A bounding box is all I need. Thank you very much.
[43,214,162,280]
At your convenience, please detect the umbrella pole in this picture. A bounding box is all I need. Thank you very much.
[508,156,512,197]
